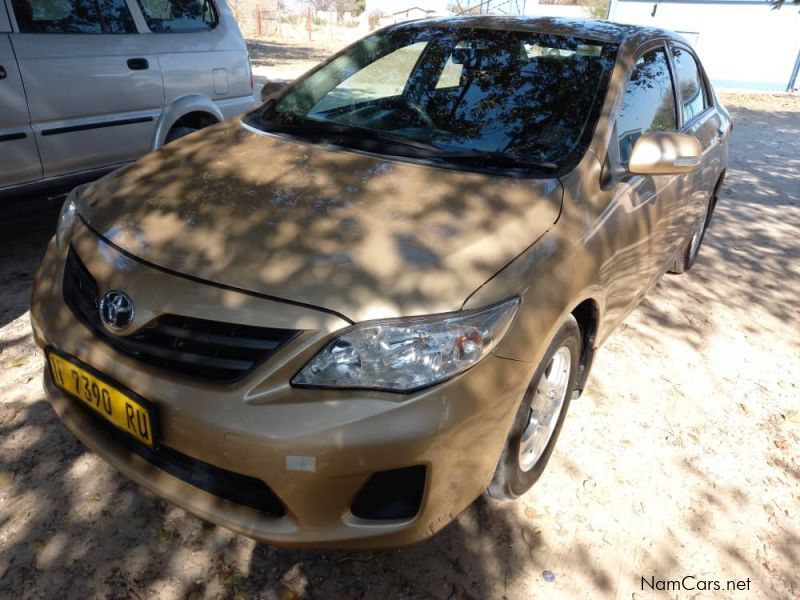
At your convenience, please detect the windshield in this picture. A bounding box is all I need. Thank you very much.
[245,25,619,175]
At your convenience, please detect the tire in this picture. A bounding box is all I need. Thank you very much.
[670,184,718,274]
[164,126,198,145]
[164,113,219,145]
[487,315,581,500]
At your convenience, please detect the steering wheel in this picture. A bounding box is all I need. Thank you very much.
[400,98,437,129]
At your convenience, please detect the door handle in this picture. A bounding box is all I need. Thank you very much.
[127,58,149,71]
[0,65,6,80]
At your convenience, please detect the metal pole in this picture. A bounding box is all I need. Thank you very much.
[788,47,800,92]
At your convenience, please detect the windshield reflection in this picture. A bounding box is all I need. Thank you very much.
[247,24,619,174]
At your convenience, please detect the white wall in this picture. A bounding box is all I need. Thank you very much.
[523,4,590,18]
[609,0,800,90]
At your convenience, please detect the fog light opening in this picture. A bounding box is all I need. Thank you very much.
[350,465,427,520]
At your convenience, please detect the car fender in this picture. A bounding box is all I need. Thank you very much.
[151,95,224,151]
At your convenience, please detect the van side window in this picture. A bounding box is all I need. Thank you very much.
[670,46,709,123]
[136,0,218,32]
[616,47,677,165]
[11,0,135,34]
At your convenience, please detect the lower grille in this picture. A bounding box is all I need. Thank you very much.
[70,396,285,517]
[63,246,299,382]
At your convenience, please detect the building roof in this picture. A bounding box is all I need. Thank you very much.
[392,6,436,16]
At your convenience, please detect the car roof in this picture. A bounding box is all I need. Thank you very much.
[392,15,683,49]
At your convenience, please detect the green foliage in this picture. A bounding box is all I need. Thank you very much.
[586,0,610,19]
[336,0,365,14]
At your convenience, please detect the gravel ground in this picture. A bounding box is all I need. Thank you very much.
[0,92,798,600]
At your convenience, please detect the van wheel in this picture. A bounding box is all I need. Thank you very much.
[164,112,219,145]
[670,194,713,274]
[165,126,197,144]
[488,315,580,500]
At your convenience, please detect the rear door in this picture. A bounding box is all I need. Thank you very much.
[8,0,164,178]
[0,32,41,188]
[669,44,724,236]
[133,0,251,117]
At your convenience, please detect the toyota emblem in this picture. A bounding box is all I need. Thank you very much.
[99,290,135,331]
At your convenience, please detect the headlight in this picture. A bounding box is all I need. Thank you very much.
[292,297,520,392]
[55,189,79,250]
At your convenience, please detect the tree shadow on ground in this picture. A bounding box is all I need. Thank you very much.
[247,39,332,68]
[0,396,553,598]
[0,194,63,330]
[0,96,798,598]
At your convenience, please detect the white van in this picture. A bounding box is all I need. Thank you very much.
[0,0,255,196]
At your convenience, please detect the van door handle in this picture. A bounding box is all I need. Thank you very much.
[127,58,149,71]
[0,66,6,80]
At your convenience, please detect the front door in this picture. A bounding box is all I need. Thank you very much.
[601,43,683,328]
[0,34,41,189]
[8,0,164,179]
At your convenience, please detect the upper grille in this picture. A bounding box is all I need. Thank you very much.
[63,247,300,382]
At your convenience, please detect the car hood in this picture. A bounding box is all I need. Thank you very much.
[79,120,562,321]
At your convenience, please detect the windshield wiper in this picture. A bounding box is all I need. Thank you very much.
[264,115,443,156]
[249,111,559,171]
[437,150,558,171]
[293,117,441,154]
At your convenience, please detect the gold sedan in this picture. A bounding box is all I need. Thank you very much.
[31,16,729,548]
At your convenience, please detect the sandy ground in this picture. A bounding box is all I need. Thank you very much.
[1,82,798,599]
[248,29,364,85]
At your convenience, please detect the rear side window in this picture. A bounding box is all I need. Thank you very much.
[136,0,218,32]
[11,0,136,33]
[616,47,677,165]
[670,46,709,122]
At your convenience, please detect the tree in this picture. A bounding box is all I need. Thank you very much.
[337,0,365,14]
[586,0,610,18]
[769,0,800,9]
[306,0,336,11]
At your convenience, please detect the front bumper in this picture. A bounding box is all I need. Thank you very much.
[30,229,533,548]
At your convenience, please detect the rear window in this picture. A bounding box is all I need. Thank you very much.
[12,0,136,33]
[136,0,217,33]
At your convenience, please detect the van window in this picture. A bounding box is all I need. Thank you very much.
[11,0,136,33]
[670,46,709,123]
[136,0,218,32]
[616,47,677,165]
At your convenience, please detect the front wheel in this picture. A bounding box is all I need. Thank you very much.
[487,315,581,500]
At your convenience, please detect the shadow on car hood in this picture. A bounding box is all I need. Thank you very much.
[80,120,562,321]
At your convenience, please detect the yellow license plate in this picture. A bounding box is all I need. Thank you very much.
[47,351,156,447]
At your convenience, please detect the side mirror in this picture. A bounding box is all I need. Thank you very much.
[627,132,702,175]
[260,80,288,103]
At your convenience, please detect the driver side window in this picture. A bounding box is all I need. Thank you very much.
[616,47,677,166]
[312,42,428,113]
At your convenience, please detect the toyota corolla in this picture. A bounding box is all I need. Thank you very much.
[30,17,729,548]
